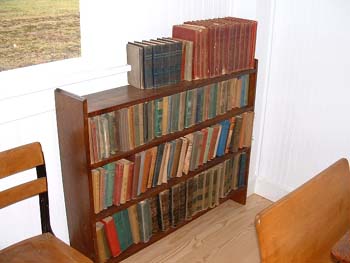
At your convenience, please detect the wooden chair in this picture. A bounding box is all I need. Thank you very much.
[255,158,350,263]
[0,142,92,263]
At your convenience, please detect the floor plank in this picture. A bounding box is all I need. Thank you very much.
[122,194,272,263]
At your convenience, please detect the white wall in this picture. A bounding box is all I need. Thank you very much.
[0,0,258,248]
[254,0,350,201]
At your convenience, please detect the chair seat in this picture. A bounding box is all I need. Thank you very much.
[0,233,92,263]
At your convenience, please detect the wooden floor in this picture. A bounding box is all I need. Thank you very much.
[122,194,272,263]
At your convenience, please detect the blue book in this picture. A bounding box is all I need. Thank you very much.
[152,143,165,187]
[238,153,247,187]
[195,87,204,123]
[167,141,176,179]
[216,120,230,157]
[240,75,249,107]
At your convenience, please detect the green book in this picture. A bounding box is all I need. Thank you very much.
[184,89,193,128]
[113,210,132,251]
[121,209,133,247]
[106,111,117,154]
[209,83,217,119]
[103,162,115,207]
[154,98,163,137]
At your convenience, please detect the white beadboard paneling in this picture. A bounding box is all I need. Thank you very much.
[254,0,350,200]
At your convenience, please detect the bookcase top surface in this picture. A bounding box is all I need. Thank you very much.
[83,68,257,116]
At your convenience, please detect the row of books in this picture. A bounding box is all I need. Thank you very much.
[127,37,187,89]
[91,112,254,214]
[88,75,250,163]
[173,17,257,79]
[96,153,247,262]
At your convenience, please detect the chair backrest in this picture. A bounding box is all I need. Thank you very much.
[255,158,350,263]
[0,142,53,234]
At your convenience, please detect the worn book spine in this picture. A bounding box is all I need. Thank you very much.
[176,137,188,177]
[92,169,100,214]
[150,195,160,234]
[96,222,112,263]
[147,146,158,189]
[101,216,121,257]
[185,177,194,220]
[127,205,141,244]
[103,162,115,208]
[127,43,144,89]
[159,189,170,231]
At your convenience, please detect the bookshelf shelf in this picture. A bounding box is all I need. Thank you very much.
[95,148,249,221]
[89,106,253,169]
[55,60,258,262]
[106,186,247,263]
[84,68,257,116]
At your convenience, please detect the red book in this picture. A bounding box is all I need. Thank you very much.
[101,217,121,257]
[113,161,123,206]
[198,128,208,166]
[173,24,202,79]
[131,153,141,199]
[126,162,134,201]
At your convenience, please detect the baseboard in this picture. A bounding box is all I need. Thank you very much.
[254,177,291,202]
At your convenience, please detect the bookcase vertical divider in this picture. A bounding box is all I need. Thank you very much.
[55,89,96,261]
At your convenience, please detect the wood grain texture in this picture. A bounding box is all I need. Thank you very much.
[0,177,47,209]
[120,194,271,263]
[255,158,350,263]
[0,142,44,179]
[0,233,92,263]
[55,89,96,260]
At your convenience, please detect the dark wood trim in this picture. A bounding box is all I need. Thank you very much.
[36,164,53,234]
[95,148,249,221]
[55,89,96,261]
[90,106,254,169]
[85,68,257,116]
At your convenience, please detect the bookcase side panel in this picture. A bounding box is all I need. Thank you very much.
[55,89,95,260]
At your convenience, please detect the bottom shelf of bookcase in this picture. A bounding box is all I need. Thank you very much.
[107,186,247,263]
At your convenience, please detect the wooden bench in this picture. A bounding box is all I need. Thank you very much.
[255,158,350,263]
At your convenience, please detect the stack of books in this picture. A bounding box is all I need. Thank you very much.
[173,17,257,79]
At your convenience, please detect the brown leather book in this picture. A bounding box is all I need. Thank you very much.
[170,139,183,178]
[141,149,153,193]
[147,146,158,189]
[96,222,112,262]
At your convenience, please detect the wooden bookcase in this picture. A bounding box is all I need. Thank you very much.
[55,59,258,262]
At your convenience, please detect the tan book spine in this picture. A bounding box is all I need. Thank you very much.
[92,169,100,214]
[127,205,141,244]
[183,134,194,175]
[176,138,188,177]
[213,125,222,159]
[96,222,111,263]
[141,149,152,193]
[225,118,235,153]
[147,147,158,188]
[239,112,248,149]
[120,161,129,204]
[162,96,169,135]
